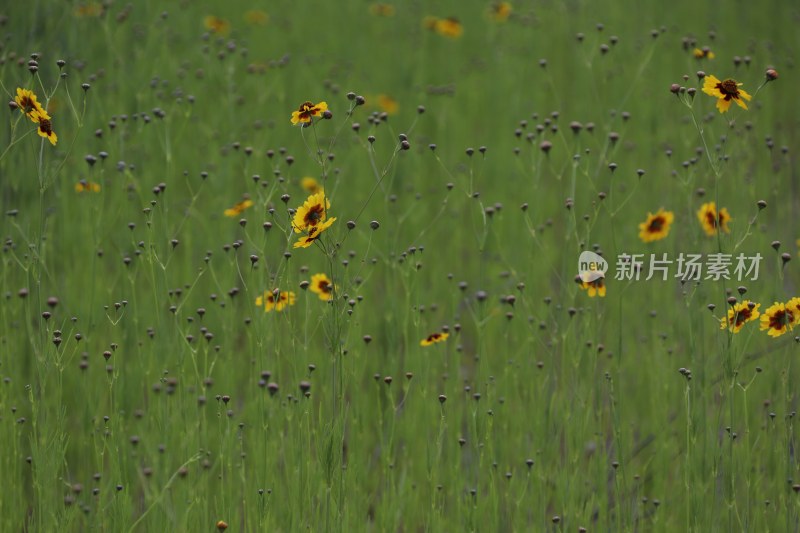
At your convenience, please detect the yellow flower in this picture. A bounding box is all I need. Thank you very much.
[420,331,449,347]
[293,218,336,249]
[310,273,335,301]
[787,297,800,325]
[489,2,512,22]
[290,101,328,125]
[293,192,332,233]
[15,88,47,123]
[244,10,268,26]
[369,3,395,16]
[32,111,57,146]
[759,302,795,337]
[697,202,731,236]
[301,177,323,195]
[702,75,751,113]
[75,180,101,193]
[638,208,674,243]
[74,3,104,17]
[292,192,337,248]
[204,15,230,36]
[576,276,606,298]
[720,301,760,333]
[224,199,254,217]
[435,17,463,38]
[377,94,399,115]
[256,289,296,312]
[693,47,715,60]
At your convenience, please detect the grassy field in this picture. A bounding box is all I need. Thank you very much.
[1,1,799,531]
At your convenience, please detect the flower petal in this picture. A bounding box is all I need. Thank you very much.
[702,75,721,97]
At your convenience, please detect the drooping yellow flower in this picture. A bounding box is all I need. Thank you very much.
[377,94,399,115]
[720,301,760,333]
[434,17,463,38]
[244,10,268,26]
[638,208,674,243]
[702,75,751,113]
[32,111,57,146]
[293,218,336,249]
[310,273,335,301]
[693,47,715,60]
[15,88,47,123]
[420,331,449,347]
[75,180,101,193]
[301,177,323,195]
[369,3,395,16]
[697,202,731,236]
[577,276,606,298]
[489,2,512,22]
[293,192,331,233]
[759,302,795,337]
[256,289,296,312]
[290,101,328,125]
[204,15,230,36]
[224,199,254,217]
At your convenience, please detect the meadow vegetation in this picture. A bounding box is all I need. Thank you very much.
[0,1,798,531]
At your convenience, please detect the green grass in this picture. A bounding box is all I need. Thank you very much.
[1,0,799,531]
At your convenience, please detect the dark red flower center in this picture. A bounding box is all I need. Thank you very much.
[769,309,793,330]
[733,308,752,327]
[317,280,332,293]
[20,96,36,114]
[296,101,319,120]
[648,216,665,232]
[39,118,53,135]
[716,79,741,101]
[305,205,323,226]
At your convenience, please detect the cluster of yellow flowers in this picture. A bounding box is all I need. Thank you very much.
[254,274,335,314]
[15,88,57,146]
[637,202,732,244]
[246,99,451,351]
[721,298,800,338]
[575,203,733,299]
[247,104,342,314]
[202,11,269,36]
